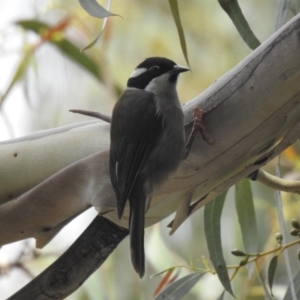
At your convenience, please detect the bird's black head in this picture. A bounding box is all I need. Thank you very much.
[127,57,189,90]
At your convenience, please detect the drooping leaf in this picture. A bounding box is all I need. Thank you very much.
[168,0,190,67]
[154,272,203,300]
[23,55,39,107]
[81,29,103,51]
[283,267,300,300]
[216,290,226,300]
[81,0,113,51]
[235,179,258,276]
[275,162,297,300]
[289,0,298,15]
[54,39,100,78]
[218,0,260,50]
[0,52,32,107]
[204,191,234,296]
[153,268,175,297]
[78,0,118,18]
[256,264,273,300]
[268,256,278,296]
[275,0,291,31]
[16,20,100,80]
[17,19,49,32]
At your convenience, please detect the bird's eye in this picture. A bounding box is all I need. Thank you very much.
[149,66,160,74]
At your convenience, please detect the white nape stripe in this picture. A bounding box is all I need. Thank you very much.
[129,67,147,78]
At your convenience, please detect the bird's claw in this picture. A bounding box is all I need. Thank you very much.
[185,107,214,159]
[193,107,214,145]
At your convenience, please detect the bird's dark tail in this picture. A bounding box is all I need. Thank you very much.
[129,185,145,278]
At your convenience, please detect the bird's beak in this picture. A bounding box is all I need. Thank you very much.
[169,65,190,75]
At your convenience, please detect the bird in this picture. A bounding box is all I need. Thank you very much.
[109,57,189,278]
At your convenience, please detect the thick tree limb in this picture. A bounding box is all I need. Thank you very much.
[7,216,129,300]
[0,120,110,205]
[2,13,300,244]
[2,11,300,299]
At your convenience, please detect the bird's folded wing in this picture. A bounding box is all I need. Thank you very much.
[109,89,164,217]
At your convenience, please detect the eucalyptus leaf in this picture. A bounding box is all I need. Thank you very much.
[289,0,297,15]
[268,256,278,296]
[0,52,32,106]
[257,268,273,300]
[153,268,175,297]
[216,290,225,300]
[78,0,117,18]
[168,0,190,67]
[275,0,291,31]
[55,39,100,78]
[81,29,103,51]
[275,162,297,300]
[154,272,203,300]
[295,0,300,12]
[81,0,112,51]
[16,20,100,80]
[204,191,234,296]
[283,268,300,299]
[235,179,258,276]
[218,0,260,50]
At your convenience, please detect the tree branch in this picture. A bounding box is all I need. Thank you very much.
[256,169,300,193]
[2,11,300,300]
[2,11,300,244]
[7,216,129,300]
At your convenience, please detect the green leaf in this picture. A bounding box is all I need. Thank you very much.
[168,0,190,67]
[81,0,112,51]
[275,162,297,300]
[289,0,298,15]
[218,0,260,50]
[216,290,225,300]
[154,272,203,300]
[78,0,118,18]
[17,19,49,32]
[283,268,300,300]
[268,256,278,296]
[81,28,104,51]
[204,192,234,296]
[16,20,100,80]
[257,267,273,300]
[235,179,258,276]
[275,0,291,31]
[23,54,38,107]
[0,52,32,107]
[54,39,100,78]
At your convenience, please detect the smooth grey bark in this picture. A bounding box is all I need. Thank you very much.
[2,11,300,300]
[2,10,300,244]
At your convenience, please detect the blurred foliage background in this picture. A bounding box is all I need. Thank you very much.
[1,0,300,299]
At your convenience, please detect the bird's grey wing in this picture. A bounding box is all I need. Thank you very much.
[109,89,164,219]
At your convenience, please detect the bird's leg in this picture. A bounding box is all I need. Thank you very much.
[185,107,214,159]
